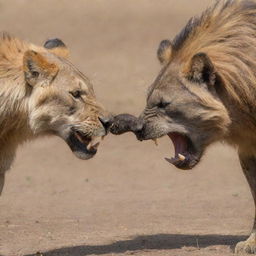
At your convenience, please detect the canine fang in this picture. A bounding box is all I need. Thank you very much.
[178,154,186,161]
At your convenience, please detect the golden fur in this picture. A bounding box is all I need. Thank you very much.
[0,33,110,194]
[171,0,256,105]
[179,1,255,104]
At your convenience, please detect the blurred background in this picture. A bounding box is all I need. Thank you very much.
[0,1,253,255]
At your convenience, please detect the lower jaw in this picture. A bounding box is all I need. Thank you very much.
[178,156,199,170]
[72,150,96,160]
[165,154,199,170]
[140,131,202,169]
[65,132,98,160]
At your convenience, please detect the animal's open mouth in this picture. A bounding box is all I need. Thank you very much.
[66,129,103,160]
[164,132,200,170]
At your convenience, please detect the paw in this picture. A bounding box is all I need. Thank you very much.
[235,233,256,254]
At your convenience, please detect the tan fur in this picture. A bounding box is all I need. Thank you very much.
[23,50,59,75]
[158,41,173,64]
[156,0,256,154]
[174,0,256,106]
[0,33,109,194]
[48,46,69,58]
[101,2,256,251]
[134,1,256,253]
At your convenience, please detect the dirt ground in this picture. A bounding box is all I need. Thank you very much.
[0,0,254,255]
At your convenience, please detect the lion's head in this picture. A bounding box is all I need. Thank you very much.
[135,41,232,170]
[23,39,112,160]
[110,41,231,170]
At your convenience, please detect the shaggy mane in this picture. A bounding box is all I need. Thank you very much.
[173,0,256,107]
[0,33,30,76]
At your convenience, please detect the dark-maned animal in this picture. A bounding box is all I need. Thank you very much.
[111,0,256,253]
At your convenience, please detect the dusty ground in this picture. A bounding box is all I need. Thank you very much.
[0,0,254,255]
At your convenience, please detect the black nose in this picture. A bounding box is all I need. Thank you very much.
[99,116,113,131]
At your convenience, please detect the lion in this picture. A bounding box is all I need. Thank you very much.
[0,33,112,195]
[110,0,256,254]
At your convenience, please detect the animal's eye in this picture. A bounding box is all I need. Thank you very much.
[157,101,170,109]
[70,90,81,99]
[31,71,39,78]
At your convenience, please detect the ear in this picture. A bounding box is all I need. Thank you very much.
[23,50,59,87]
[157,40,173,64]
[185,53,216,86]
[44,38,69,58]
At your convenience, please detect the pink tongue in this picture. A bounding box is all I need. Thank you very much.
[168,133,188,156]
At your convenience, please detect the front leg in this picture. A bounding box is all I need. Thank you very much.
[235,152,256,254]
[0,147,16,196]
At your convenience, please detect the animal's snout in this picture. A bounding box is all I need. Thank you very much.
[132,119,144,133]
[134,114,146,140]
[99,115,113,131]
[128,117,144,140]
[134,124,145,141]
[109,113,144,137]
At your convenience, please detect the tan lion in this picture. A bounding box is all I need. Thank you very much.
[111,0,256,254]
[0,33,112,195]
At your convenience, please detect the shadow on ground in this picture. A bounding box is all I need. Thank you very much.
[25,233,247,256]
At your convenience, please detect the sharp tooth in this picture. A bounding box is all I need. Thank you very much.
[152,138,158,146]
[178,154,186,161]
[87,141,93,150]
[93,136,101,145]
[87,137,101,151]
[92,142,100,150]
[75,132,84,143]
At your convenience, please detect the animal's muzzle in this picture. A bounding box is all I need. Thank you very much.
[134,123,146,141]
[98,115,114,132]
[110,113,144,138]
